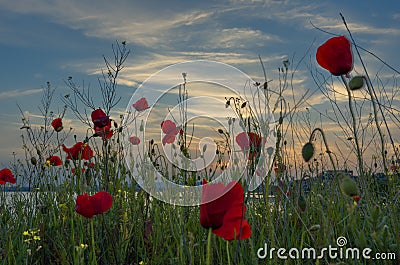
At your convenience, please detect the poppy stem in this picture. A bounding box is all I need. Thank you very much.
[206,228,212,265]
[364,77,389,172]
[309,128,337,174]
[226,240,231,265]
[341,12,394,172]
[341,75,364,178]
[90,219,98,265]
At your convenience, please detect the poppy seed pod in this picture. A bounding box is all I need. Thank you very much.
[302,142,314,162]
[349,76,364,90]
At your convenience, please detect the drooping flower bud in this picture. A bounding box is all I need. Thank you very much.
[302,142,314,162]
[349,76,364,91]
[30,157,37,165]
[338,173,359,198]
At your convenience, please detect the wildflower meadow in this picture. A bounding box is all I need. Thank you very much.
[1,17,399,265]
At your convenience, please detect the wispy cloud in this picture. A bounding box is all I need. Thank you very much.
[0,88,43,99]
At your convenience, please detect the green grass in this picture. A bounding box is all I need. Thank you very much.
[1,170,399,264]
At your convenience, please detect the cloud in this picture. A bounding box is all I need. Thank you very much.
[0,88,43,99]
[1,1,216,48]
[61,49,288,91]
[207,28,282,49]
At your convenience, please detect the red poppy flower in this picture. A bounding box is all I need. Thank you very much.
[85,162,95,168]
[46,156,63,166]
[72,168,85,174]
[129,136,140,145]
[75,191,113,218]
[132,97,149,111]
[236,132,262,159]
[51,118,63,132]
[94,125,114,141]
[62,142,93,160]
[91,108,110,128]
[316,36,353,76]
[352,195,361,202]
[161,120,180,145]
[0,168,16,185]
[200,180,251,240]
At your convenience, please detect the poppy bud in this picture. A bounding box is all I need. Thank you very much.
[298,194,307,212]
[30,157,37,165]
[309,224,320,232]
[139,120,144,132]
[349,76,364,90]
[302,142,314,162]
[267,147,274,156]
[202,144,207,153]
[338,173,359,198]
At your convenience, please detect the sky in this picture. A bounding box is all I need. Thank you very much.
[0,0,399,175]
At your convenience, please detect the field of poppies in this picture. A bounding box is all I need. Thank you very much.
[1,29,400,265]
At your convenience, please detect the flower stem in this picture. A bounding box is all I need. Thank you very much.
[206,228,212,265]
[341,75,364,178]
[226,240,231,265]
[341,13,397,170]
[364,77,388,172]
[309,128,337,173]
[90,219,97,265]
